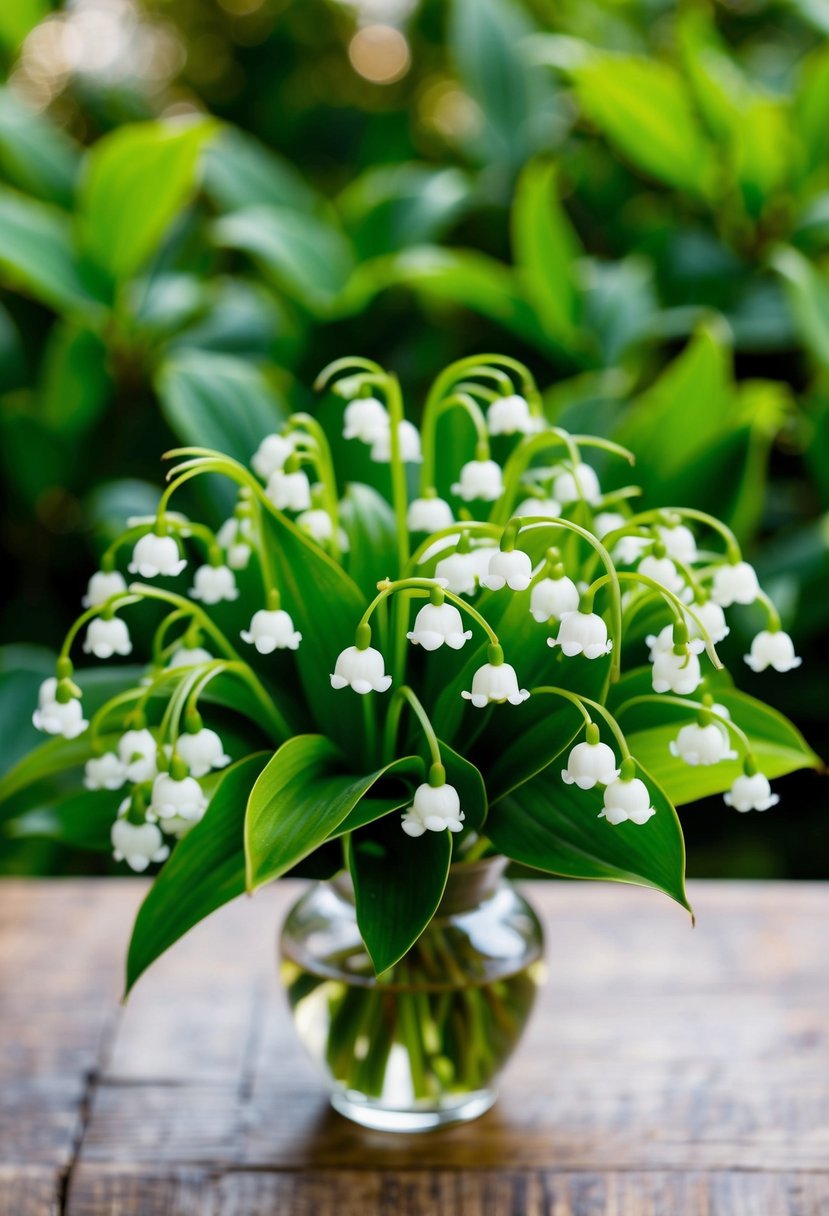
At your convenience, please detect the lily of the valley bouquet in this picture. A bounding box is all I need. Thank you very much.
[13,353,818,1125]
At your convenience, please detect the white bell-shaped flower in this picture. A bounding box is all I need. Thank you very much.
[711,560,759,607]
[84,752,127,790]
[189,563,238,605]
[744,630,801,674]
[593,512,626,540]
[330,646,392,694]
[176,728,231,778]
[646,624,704,661]
[434,550,479,595]
[552,462,601,505]
[451,459,503,502]
[600,777,656,826]
[251,433,296,480]
[150,772,208,823]
[167,646,213,669]
[82,569,127,608]
[461,659,529,708]
[32,678,88,739]
[370,420,422,464]
[613,535,650,565]
[530,575,580,623]
[638,554,685,596]
[549,612,612,660]
[561,738,619,789]
[657,524,698,564]
[688,599,729,645]
[724,771,779,812]
[486,393,539,435]
[265,469,312,512]
[401,781,465,836]
[343,396,389,443]
[406,496,454,533]
[118,728,158,784]
[83,616,132,660]
[297,508,348,551]
[407,603,471,651]
[470,545,499,586]
[216,517,253,570]
[670,721,736,766]
[241,608,302,653]
[482,548,533,592]
[651,646,702,695]
[128,533,186,579]
[513,497,561,521]
[111,803,169,872]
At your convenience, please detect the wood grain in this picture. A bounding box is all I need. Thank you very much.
[1,879,828,1215]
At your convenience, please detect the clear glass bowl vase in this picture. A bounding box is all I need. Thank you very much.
[279,856,545,1133]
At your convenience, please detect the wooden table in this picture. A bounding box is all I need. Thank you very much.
[1,880,828,1215]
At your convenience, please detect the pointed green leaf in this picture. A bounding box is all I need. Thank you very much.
[512,158,583,346]
[339,481,398,599]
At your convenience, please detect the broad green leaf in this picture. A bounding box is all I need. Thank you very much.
[339,164,470,259]
[570,53,715,197]
[213,204,355,315]
[244,734,416,890]
[126,754,268,993]
[37,324,111,435]
[486,759,690,911]
[8,788,121,851]
[203,126,318,213]
[793,43,829,186]
[155,350,287,463]
[772,247,829,370]
[170,278,290,359]
[78,119,217,281]
[0,88,78,205]
[617,688,821,806]
[349,811,452,973]
[511,158,582,347]
[339,481,398,598]
[439,740,487,831]
[0,186,105,316]
[486,695,583,803]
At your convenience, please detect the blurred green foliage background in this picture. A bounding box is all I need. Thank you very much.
[0,0,826,876]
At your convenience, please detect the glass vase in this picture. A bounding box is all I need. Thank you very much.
[279,856,544,1133]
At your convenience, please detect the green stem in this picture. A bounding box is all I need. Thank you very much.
[383,372,410,574]
[616,695,753,755]
[384,685,442,768]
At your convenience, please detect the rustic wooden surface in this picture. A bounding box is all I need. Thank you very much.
[1,879,828,1216]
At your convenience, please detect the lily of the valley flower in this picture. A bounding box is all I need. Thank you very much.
[688,599,730,645]
[561,732,619,789]
[744,630,801,673]
[593,512,627,540]
[657,524,698,564]
[451,459,503,502]
[111,801,169,872]
[149,771,208,824]
[646,625,704,660]
[251,433,296,480]
[297,508,348,551]
[530,575,580,623]
[167,645,213,669]
[241,609,302,653]
[434,549,479,595]
[83,616,132,660]
[613,535,651,566]
[651,645,702,695]
[343,396,389,443]
[118,728,158,784]
[32,678,88,739]
[128,532,186,579]
[407,603,471,651]
[330,639,392,694]
[601,776,656,826]
[461,649,529,707]
[724,771,779,812]
[401,781,465,836]
[82,569,127,608]
[486,393,539,435]
[549,611,612,660]
[670,720,736,766]
[266,469,312,512]
[638,553,685,596]
[189,563,239,605]
[711,560,759,607]
[84,752,127,790]
[370,419,422,464]
[176,727,231,778]
[482,548,533,592]
[552,462,601,506]
[406,496,454,533]
[513,496,561,521]
[216,517,253,570]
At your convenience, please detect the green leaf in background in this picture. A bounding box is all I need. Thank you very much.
[213,204,355,315]
[155,350,287,462]
[617,687,822,806]
[772,246,829,370]
[8,787,122,852]
[581,255,658,366]
[569,53,715,198]
[0,88,79,206]
[0,0,47,49]
[338,164,470,259]
[0,186,105,316]
[486,759,690,911]
[78,119,217,281]
[793,44,829,187]
[203,126,319,214]
[37,323,111,436]
[245,734,417,891]
[125,753,268,993]
[349,811,452,973]
[339,481,398,599]
[511,158,583,348]
[439,740,487,832]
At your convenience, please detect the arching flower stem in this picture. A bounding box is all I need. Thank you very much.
[406,522,503,575]
[602,507,742,564]
[531,687,632,759]
[490,430,584,525]
[585,570,722,669]
[616,695,754,756]
[358,578,500,647]
[384,685,442,770]
[59,593,143,662]
[420,391,490,492]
